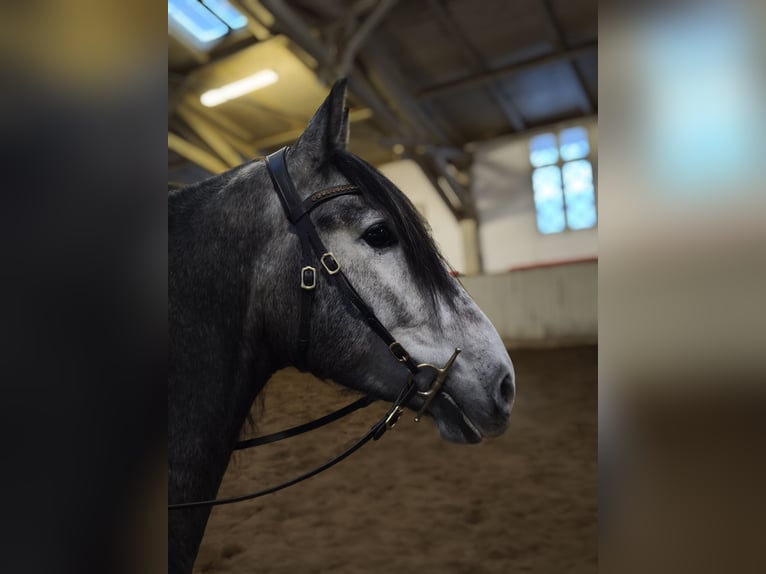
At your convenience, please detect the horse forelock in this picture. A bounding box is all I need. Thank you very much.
[329,149,460,311]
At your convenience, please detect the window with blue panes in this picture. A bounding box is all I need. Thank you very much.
[529,127,596,234]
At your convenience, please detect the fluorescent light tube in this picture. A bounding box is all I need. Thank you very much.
[200,69,278,107]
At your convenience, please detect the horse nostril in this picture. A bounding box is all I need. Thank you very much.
[499,374,514,403]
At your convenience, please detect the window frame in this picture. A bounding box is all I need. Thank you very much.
[529,125,598,235]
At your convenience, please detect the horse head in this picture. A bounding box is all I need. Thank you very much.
[257,80,515,443]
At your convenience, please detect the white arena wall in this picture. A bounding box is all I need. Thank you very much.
[460,261,597,346]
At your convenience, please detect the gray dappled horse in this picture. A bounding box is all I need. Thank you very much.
[169,80,515,572]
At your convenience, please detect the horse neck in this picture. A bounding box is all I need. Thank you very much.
[168,178,278,571]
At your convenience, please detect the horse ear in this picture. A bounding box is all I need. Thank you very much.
[294,78,350,157]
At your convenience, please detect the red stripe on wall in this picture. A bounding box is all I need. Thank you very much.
[507,256,598,272]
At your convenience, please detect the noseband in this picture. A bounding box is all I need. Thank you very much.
[168,147,460,510]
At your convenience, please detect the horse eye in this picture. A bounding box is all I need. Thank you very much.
[362,223,397,248]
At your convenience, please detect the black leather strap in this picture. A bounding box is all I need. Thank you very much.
[169,419,382,509]
[265,150,353,370]
[233,395,375,450]
[265,147,304,222]
[295,217,316,370]
[266,152,361,222]
[168,384,415,510]
[301,184,360,215]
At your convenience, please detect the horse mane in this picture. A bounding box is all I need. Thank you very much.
[330,149,460,310]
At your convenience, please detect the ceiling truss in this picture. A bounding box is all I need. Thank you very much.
[169,0,597,230]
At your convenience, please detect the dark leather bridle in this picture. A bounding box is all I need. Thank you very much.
[168,147,460,510]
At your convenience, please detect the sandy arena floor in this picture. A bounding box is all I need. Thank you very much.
[194,346,597,574]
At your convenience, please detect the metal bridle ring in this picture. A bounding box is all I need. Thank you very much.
[408,347,462,422]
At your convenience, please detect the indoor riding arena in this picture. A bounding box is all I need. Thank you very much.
[169,1,597,572]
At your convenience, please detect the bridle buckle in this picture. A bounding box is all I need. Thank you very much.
[300,266,317,290]
[320,252,340,275]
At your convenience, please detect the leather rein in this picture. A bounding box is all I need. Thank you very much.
[168,147,460,510]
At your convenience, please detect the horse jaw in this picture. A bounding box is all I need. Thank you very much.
[430,392,485,443]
